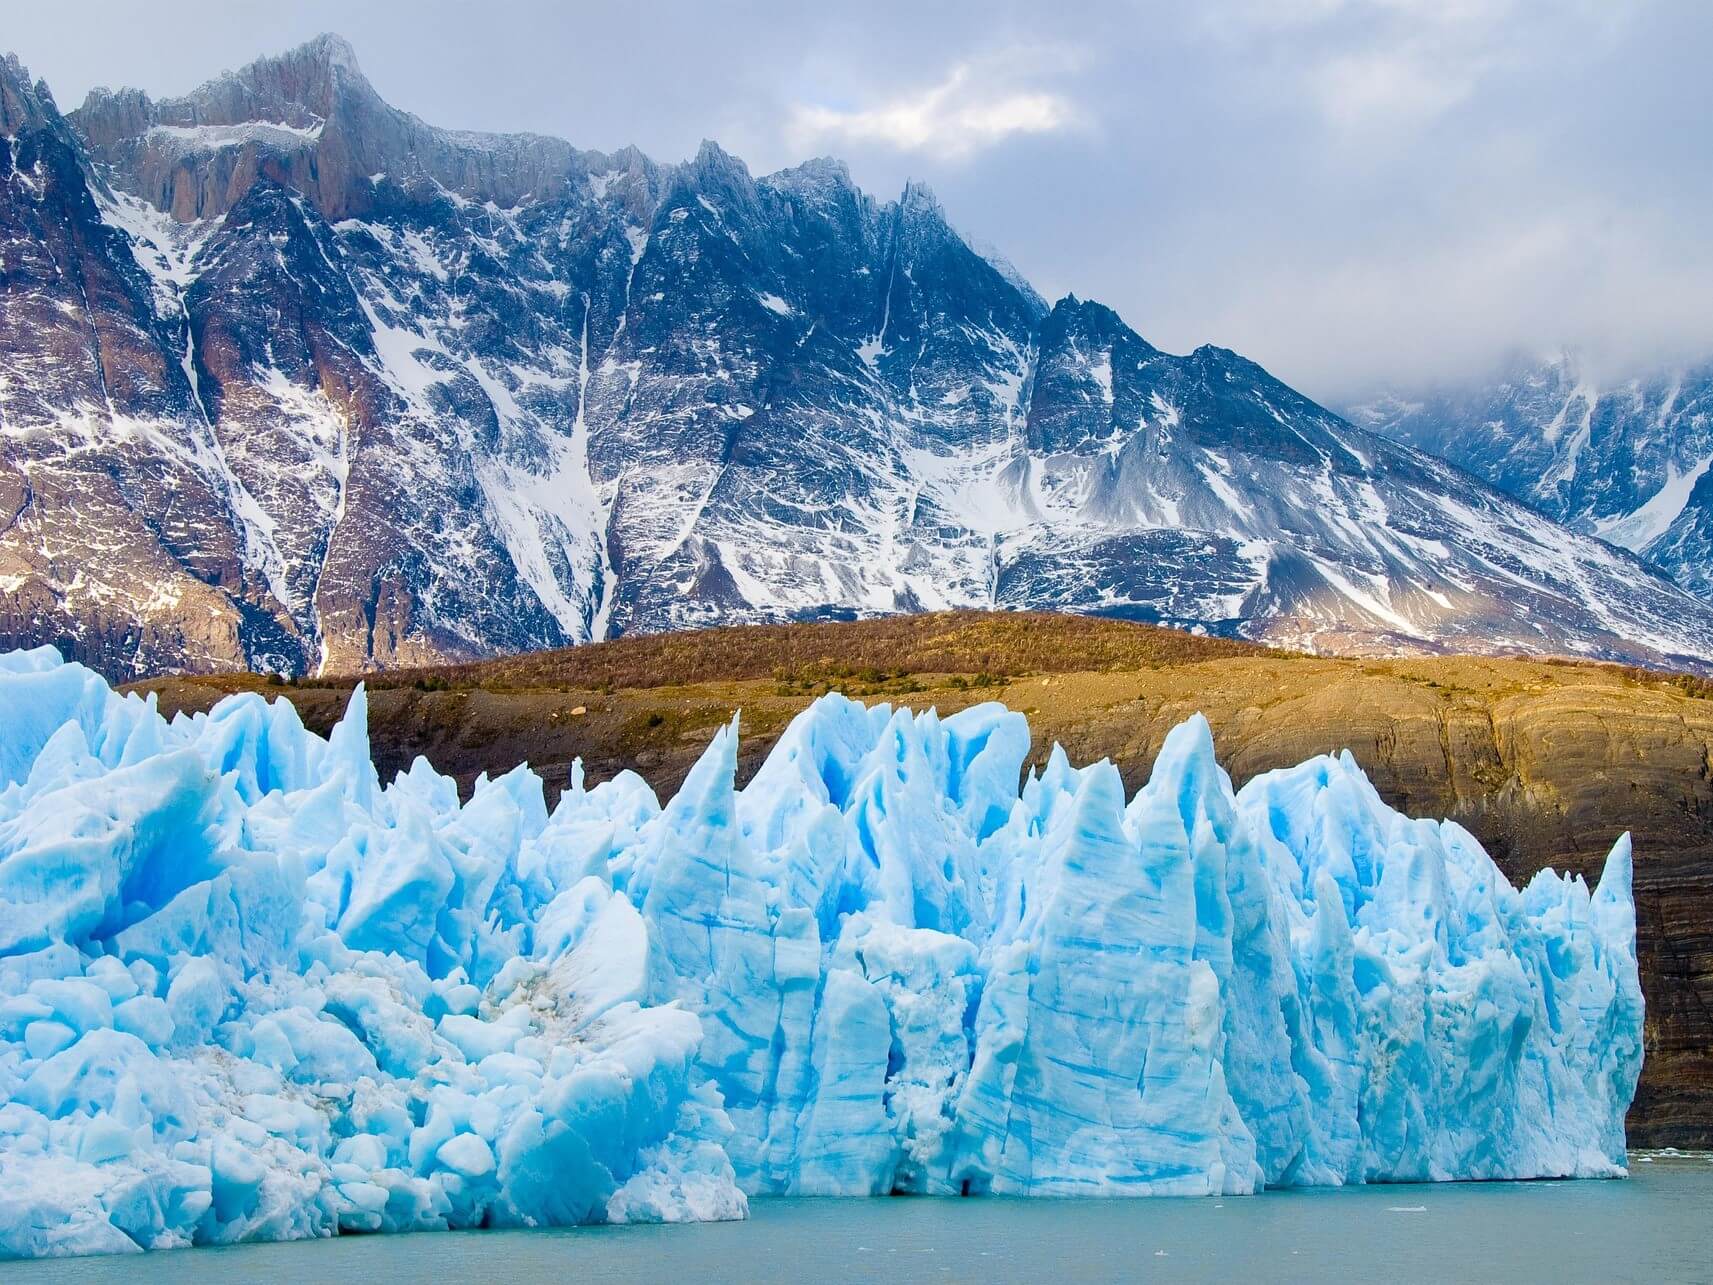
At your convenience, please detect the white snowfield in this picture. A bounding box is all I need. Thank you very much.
[0,646,1643,1259]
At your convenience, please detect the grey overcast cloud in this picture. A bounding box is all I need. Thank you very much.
[11,0,1711,401]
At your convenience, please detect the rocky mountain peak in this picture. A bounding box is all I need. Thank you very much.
[760,157,868,231]
[1350,348,1713,601]
[67,32,590,221]
[183,32,370,128]
[0,53,56,136]
[689,137,744,174]
[1188,342,1254,372]
[302,31,363,77]
[769,154,854,190]
[64,85,154,149]
[1042,293,1128,336]
[679,138,758,206]
[899,177,943,215]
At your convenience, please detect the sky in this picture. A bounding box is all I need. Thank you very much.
[8,0,1711,403]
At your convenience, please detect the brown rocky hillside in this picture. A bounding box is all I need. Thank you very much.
[132,611,1713,1149]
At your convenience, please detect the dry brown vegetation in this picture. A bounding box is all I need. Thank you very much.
[299,611,1268,692]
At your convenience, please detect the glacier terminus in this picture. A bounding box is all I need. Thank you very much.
[0,647,1643,1258]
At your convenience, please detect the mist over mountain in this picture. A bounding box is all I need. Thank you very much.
[1347,352,1713,603]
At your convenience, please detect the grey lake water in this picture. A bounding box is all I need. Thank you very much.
[11,1154,1712,1285]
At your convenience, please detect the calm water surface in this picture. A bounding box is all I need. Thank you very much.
[13,1154,1712,1284]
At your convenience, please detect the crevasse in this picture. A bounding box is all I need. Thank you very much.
[0,647,1643,1258]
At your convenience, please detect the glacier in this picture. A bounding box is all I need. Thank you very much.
[0,647,1643,1258]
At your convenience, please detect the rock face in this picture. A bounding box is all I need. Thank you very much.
[0,54,289,675]
[1347,352,1713,600]
[7,37,1713,676]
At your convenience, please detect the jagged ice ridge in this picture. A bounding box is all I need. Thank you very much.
[0,647,1643,1258]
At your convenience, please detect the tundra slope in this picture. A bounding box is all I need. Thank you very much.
[4,37,1713,676]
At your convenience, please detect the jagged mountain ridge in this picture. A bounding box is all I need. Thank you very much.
[6,35,1713,677]
[1347,352,1713,600]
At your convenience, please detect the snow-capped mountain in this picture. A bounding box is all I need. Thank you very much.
[1346,352,1713,601]
[6,36,1713,677]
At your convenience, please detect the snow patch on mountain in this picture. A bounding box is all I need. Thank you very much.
[1598,454,1713,553]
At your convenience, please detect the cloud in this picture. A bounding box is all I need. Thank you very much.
[786,58,1080,161]
[1202,0,1570,134]
[1311,46,1482,131]
[1159,187,1713,399]
[9,0,1709,398]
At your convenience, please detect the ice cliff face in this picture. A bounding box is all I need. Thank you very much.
[0,649,1643,1258]
[4,39,1713,675]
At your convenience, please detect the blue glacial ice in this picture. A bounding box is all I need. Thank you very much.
[0,648,1643,1257]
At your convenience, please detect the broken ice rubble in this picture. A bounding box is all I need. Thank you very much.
[0,648,1643,1257]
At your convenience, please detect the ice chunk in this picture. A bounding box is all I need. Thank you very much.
[954,759,1248,1195]
[0,650,1644,1260]
[0,654,746,1260]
